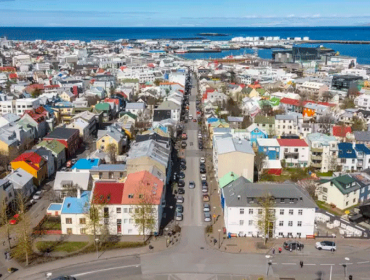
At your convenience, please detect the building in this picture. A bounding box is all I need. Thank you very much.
[153,101,181,126]
[317,175,360,210]
[90,164,127,181]
[213,136,255,183]
[11,151,47,186]
[37,140,66,170]
[96,124,127,156]
[337,142,370,172]
[6,168,35,197]
[353,131,370,145]
[256,138,280,160]
[125,102,146,116]
[53,170,92,197]
[0,179,15,206]
[306,133,338,173]
[254,116,275,136]
[277,139,309,168]
[275,115,302,136]
[332,75,362,91]
[222,177,316,238]
[352,173,370,203]
[44,127,80,158]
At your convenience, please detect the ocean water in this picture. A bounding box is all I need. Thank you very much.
[1,27,370,64]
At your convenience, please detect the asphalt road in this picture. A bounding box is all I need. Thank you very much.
[15,74,370,280]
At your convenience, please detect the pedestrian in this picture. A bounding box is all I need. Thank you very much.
[213,238,217,245]
[272,248,275,255]
[4,252,7,260]
[2,241,5,246]
[300,261,304,268]
[278,247,282,254]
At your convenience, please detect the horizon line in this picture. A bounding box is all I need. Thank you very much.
[1,25,370,28]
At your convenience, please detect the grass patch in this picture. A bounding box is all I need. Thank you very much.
[34,216,61,232]
[316,201,344,216]
[36,241,88,253]
[316,171,334,177]
[82,241,145,253]
[260,168,311,183]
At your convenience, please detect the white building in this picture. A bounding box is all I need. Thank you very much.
[222,177,316,238]
[307,133,338,173]
[277,139,309,168]
[355,94,370,110]
[275,114,302,136]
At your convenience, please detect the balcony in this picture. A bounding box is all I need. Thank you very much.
[312,147,323,153]
[311,154,322,160]
[311,162,322,168]
[284,152,299,158]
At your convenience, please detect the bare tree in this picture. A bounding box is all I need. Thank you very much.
[254,151,267,182]
[13,192,32,266]
[130,186,157,241]
[317,115,335,135]
[322,91,333,102]
[84,135,96,155]
[62,183,80,197]
[106,143,117,164]
[302,180,318,200]
[0,198,12,250]
[255,193,276,244]
[86,95,100,106]
[0,151,10,172]
[328,154,338,172]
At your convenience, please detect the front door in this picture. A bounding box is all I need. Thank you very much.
[117,225,121,234]
[67,228,72,234]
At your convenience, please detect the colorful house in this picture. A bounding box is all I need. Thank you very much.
[11,151,47,186]
[43,128,80,158]
[256,138,280,160]
[246,124,268,145]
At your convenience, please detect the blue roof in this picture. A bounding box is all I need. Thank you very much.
[72,158,100,170]
[355,144,370,155]
[338,143,357,159]
[48,203,62,211]
[61,191,90,214]
[207,117,219,123]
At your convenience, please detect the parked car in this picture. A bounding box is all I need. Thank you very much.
[200,157,205,164]
[180,164,186,171]
[175,212,183,221]
[178,180,185,188]
[202,181,208,187]
[176,204,184,213]
[181,142,187,148]
[315,241,336,251]
[202,186,208,193]
[180,158,186,165]
[51,277,76,280]
[188,115,193,120]
[176,196,184,203]
[33,190,42,200]
[9,214,20,225]
[200,163,206,169]
[204,213,212,222]
[201,174,207,181]
[203,194,210,202]
[178,188,185,195]
[199,143,203,150]
[179,172,185,179]
[203,203,210,212]
[200,167,206,174]
[193,119,197,123]
[283,240,304,251]
[189,181,195,189]
[181,133,187,140]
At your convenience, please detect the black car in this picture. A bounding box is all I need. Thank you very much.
[202,181,208,187]
[179,172,185,179]
[200,163,206,169]
[178,180,185,187]
[180,164,186,171]
[200,168,206,174]
[178,188,185,194]
[180,158,186,165]
[283,240,304,251]
[199,144,203,150]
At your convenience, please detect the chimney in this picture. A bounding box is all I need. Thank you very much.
[237,195,241,200]
[77,188,81,199]
[352,141,356,149]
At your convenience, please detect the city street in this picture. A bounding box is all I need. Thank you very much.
[12,74,370,280]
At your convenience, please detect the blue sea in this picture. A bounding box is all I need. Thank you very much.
[1,27,370,64]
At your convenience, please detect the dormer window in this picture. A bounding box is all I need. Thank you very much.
[128,194,134,199]
[289,198,294,203]
[280,198,285,203]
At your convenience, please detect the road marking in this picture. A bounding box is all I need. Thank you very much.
[304,264,316,266]
[71,264,140,277]
[281,263,296,265]
[321,264,335,266]
[272,263,278,265]
[357,261,370,264]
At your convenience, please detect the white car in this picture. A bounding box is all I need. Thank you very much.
[204,213,212,222]
[198,134,202,139]
[200,157,205,164]
[33,191,42,200]
[201,174,207,181]
[315,241,336,251]
[175,212,183,221]
[188,115,193,120]
[189,181,195,189]
[176,196,184,204]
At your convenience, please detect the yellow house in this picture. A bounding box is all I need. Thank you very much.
[0,137,20,160]
[96,125,126,155]
[60,91,76,102]
[209,121,230,143]
[11,151,47,186]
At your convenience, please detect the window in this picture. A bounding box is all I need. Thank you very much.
[298,209,303,215]
[248,220,253,225]
[279,221,284,226]
[117,219,122,225]
[289,198,295,203]
[66,218,72,224]
[80,228,86,234]
[297,221,302,227]
[124,208,128,213]
[353,198,356,203]
[128,194,134,199]
[240,208,244,215]
[280,198,285,203]
[249,209,253,214]
[79,218,86,224]
[258,209,262,214]
[129,208,133,213]
[280,209,284,215]
[239,220,244,226]
[323,187,328,193]
[346,201,349,206]
[116,208,121,214]
[322,195,327,201]
[104,207,109,218]
[279,232,284,237]
[289,209,293,215]
[288,221,293,226]
[120,172,124,177]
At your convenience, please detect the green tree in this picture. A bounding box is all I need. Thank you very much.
[154,79,162,86]
[340,98,355,110]
[106,143,118,163]
[0,198,12,250]
[352,116,366,131]
[31,88,42,98]
[255,193,276,245]
[254,151,267,181]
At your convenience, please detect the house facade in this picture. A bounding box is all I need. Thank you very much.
[277,139,309,168]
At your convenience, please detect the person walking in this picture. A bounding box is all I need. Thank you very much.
[300,261,304,268]
[272,248,275,255]
[278,247,282,254]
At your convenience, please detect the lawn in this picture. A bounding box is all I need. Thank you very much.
[316,171,334,177]
[316,201,344,216]
[36,241,88,253]
[42,218,62,230]
[83,241,145,253]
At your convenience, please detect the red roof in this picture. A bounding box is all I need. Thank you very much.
[72,86,79,97]
[115,91,127,99]
[205,88,215,93]
[332,126,352,137]
[104,98,120,105]
[280,97,336,108]
[45,85,60,89]
[277,139,308,147]
[9,73,18,79]
[202,92,208,101]
[147,63,155,68]
[93,182,125,205]
[24,107,47,123]
[120,66,127,71]
[97,69,105,74]
[12,152,44,170]
[0,67,16,72]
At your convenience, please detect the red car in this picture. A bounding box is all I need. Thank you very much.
[9,214,20,225]
[193,119,197,122]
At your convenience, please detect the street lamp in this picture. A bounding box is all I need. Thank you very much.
[218,229,222,249]
[343,257,350,279]
[266,255,272,276]
[95,238,99,259]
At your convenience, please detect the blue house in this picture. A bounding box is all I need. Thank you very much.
[338,143,370,172]
[256,138,280,160]
[247,124,268,145]
[72,158,100,170]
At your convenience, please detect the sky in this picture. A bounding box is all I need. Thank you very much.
[1,0,370,27]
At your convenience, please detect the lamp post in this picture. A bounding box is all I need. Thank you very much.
[95,238,99,259]
[266,255,272,276]
[218,229,222,249]
[343,257,350,279]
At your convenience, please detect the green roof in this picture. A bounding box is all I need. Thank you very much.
[256,88,266,95]
[121,79,139,83]
[119,111,137,119]
[95,103,110,111]
[254,116,275,125]
[269,97,280,106]
[37,139,66,154]
[320,175,360,195]
[219,172,239,189]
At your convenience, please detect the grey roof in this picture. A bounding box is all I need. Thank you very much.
[6,169,33,189]
[275,114,295,120]
[126,102,145,110]
[157,100,180,110]
[0,113,20,124]
[223,177,317,209]
[213,127,232,134]
[97,124,126,143]
[127,139,170,168]
[354,131,370,142]
[90,164,126,172]
[215,136,255,156]
[53,170,91,191]
[227,116,243,122]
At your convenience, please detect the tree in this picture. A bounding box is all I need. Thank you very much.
[255,193,276,245]
[340,98,355,110]
[13,192,32,266]
[0,198,12,250]
[62,182,80,197]
[225,97,241,116]
[328,154,338,172]
[302,180,318,200]
[31,88,42,98]
[348,83,359,99]
[254,151,267,182]
[241,116,252,129]
[317,115,335,135]
[86,95,100,106]
[322,91,333,102]
[352,116,366,131]
[130,186,157,241]
[106,143,117,164]
[165,88,170,97]
[154,79,162,86]
[261,104,273,116]
[0,151,10,172]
